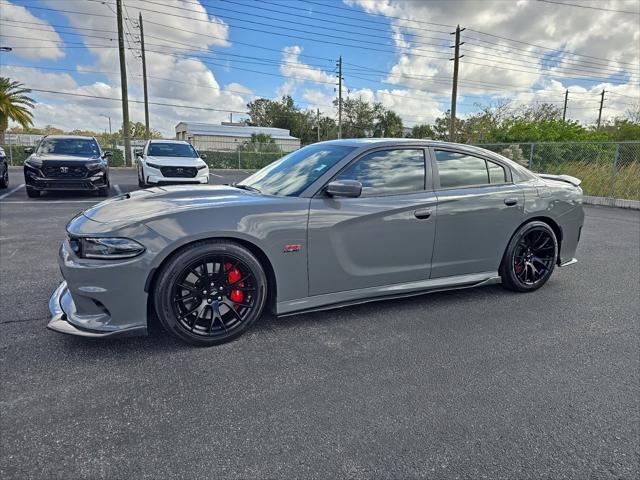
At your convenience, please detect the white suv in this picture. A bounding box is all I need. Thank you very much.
[136,140,209,187]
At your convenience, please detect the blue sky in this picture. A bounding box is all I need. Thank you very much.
[1,0,638,136]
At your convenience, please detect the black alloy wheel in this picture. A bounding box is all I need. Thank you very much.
[154,240,267,345]
[501,221,558,292]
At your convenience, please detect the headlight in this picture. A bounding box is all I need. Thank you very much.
[70,237,145,259]
[85,161,104,169]
[197,163,208,170]
[25,157,42,168]
[146,161,162,169]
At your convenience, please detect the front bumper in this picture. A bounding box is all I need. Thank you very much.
[24,169,108,191]
[145,165,209,185]
[48,281,147,338]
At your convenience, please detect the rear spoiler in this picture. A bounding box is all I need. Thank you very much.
[538,173,582,187]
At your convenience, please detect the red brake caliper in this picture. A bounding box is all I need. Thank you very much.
[225,262,244,305]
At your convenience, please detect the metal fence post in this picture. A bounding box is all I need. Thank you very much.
[608,143,620,198]
[237,149,241,170]
[8,134,13,166]
[528,143,534,170]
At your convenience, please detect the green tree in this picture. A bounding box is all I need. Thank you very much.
[237,133,281,152]
[374,109,403,137]
[119,121,161,140]
[0,78,35,144]
[409,124,435,139]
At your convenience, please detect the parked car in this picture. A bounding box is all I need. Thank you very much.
[136,139,209,187]
[0,146,8,188]
[48,139,584,346]
[23,135,111,198]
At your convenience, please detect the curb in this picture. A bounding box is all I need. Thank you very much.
[583,196,640,210]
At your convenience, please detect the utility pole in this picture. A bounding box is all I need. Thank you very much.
[449,25,465,143]
[139,12,150,139]
[597,89,606,129]
[116,0,131,166]
[230,113,233,123]
[337,56,343,139]
[562,89,568,121]
[317,108,321,142]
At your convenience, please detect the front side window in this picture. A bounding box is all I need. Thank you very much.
[147,142,198,158]
[239,144,356,196]
[37,138,100,156]
[336,149,425,196]
[435,150,508,189]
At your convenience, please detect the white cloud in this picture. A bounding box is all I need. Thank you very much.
[1,1,65,60]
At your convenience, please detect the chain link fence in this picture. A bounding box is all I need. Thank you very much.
[3,135,638,200]
[476,142,640,200]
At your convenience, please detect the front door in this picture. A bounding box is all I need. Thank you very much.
[307,148,437,296]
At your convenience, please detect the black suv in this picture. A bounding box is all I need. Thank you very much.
[23,135,111,198]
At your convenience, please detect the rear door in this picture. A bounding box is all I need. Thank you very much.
[430,148,525,278]
[307,147,437,296]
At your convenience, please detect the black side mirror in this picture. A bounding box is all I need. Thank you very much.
[134,149,143,158]
[200,153,207,160]
[24,147,34,154]
[103,150,112,158]
[325,180,362,198]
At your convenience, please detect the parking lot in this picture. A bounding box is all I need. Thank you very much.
[1,166,638,479]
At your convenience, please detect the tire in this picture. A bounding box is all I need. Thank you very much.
[97,182,110,197]
[138,166,146,188]
[501,221,558,292]
[0,165,8,188]
[153,240,268,346]
[26,186,40,198]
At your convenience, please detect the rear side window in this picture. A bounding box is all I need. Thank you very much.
[435,150,507,188]
[337,149,425,196]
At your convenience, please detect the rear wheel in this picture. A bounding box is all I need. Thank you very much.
[153,240,267,346]
[501,221,558,292]
[26,186,40,198]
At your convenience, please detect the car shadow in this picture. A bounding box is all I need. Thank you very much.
[50,283,508,356]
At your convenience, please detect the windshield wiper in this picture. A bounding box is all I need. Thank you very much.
[232,183,261,193]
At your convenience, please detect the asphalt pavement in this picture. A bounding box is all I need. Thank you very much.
[1,167,638,479]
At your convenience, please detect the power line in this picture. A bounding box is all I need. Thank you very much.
[537,0,640,15]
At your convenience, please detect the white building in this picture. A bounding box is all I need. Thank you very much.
[175,122,300,152]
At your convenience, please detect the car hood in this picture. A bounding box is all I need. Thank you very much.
[145,155,204,166]
[81,185,262,225]
[35,153,102,163]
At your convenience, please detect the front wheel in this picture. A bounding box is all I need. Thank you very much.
[153,240,267,346]
[26,186,40,198]
[0,165,8,188]
[501,221,558,292]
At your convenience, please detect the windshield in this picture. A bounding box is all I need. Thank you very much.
[37,138,100,156]
[148,142,198,158]
[239,144,356,196]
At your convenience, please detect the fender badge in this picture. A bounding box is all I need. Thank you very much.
[283,244,302,253]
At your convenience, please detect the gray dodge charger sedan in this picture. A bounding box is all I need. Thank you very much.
[49,139,584,346]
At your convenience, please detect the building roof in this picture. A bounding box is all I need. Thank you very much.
[175,122,299,140]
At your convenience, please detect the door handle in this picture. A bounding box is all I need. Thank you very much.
[414,208,432,219]
[504,197,518,206]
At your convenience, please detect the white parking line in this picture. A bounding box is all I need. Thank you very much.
[0,184,25,201]
[209,173,223,178]
[113,184,123,195]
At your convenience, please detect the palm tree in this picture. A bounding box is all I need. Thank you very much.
[0,78,35,144]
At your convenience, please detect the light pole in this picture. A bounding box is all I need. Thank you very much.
[100,114,113,150]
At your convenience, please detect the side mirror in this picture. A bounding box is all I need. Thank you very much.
[134,149,143,158]
[200,153,207,160]
[24,147,34,154]
[103,150,112,158]
[325,180,362,198]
